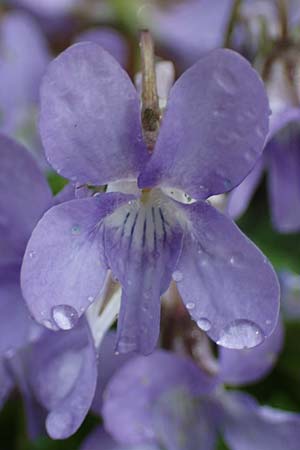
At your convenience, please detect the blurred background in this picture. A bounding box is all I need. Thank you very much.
[1,0,300,448]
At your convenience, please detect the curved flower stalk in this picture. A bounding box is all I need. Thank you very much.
[101,323,299,450]
[21,40,279,355]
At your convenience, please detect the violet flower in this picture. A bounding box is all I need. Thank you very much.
[0,11,50,166]
[227,108,300,232]
[81,428,159,450]
[102,324,298,450]
[21,42,279,355]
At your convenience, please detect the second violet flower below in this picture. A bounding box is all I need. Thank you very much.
[21,41,280,355]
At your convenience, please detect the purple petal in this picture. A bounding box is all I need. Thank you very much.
[175,201,280,349]
[21,194,132,330]
[152,389,217,450]
[279,271,300,319]
[152,0,234,68]
[0,12,49,134]
[92,332,133,415]
[0,134,52,265]
[16,0,80,17]
[104,194,184,354]
[0,266,35,358]
[103,350,217,444]
[266,109,300,232]
[81,427,159,450]
[29,320,97,439]
[40,42,148,185]
[138,49,269,199]
[75,28,128,67]
[219,319,283,385]
[226,157,264,220]
[221,391,300,450]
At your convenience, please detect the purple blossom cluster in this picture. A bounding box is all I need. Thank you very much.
[1,1,300,449]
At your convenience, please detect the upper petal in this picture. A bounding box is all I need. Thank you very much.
[21,194,132,330]
[28,320,97,439]
[221,391,300,450]
[0,134,52,265]
[138,49,269,199]
[104,192,184,354]
[175,201,280,348]
[40,42,148,185]
[219,319,283,385]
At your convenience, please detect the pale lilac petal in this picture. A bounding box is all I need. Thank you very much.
[267,111,300,232]
[219,319,283,385]
[103,350,217,444]
[29,320,97,439]
[21,194,132,330]
[81,427,159,450]
[152,0,234,68]
[0,267,34,358]
[75,28,128,67]
[221,391,300,450]
[0,12,50,134]
[40,43,148,185]
[0,134,52,265]
[175,201,279,348]
[139,49,269,199]
[92,332,133,415]
[226,158,264,220]
[153,389,217,450]
[104,194,184,354]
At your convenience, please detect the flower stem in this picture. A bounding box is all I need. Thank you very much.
[140,30,160,152]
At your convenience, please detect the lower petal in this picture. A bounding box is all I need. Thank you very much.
[21,194,132,330]
[175,201,280,349]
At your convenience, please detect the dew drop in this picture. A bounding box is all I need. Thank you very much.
[71,225,81,235]
[196,318,211,332]
[29,251,36,258]
[265,319,272,325]
[52,305,79,330]
[172,271,183,282]
[186,302,195,310]
[42,319,54,330]
[217,319,264,349]
[87,296,94,303]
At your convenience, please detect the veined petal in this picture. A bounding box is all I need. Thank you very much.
[104,191,184,354]
[221,391,300,450]
[28,320,97,439]
[103,350,216,445]
[219,319,283,385]
[175,201,279,349]
[21,194,132,330]
[40,42,148,185]
[0,134,52,265]
[139,49,269,199]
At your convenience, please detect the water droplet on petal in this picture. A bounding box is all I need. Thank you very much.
[186,302,195,310]
[265,319,272,325]
[52,305,79,330]
[71,225,81,235]
[29,251,36,258]
[196,318,211,331]
[172,271,183,282]
[217,319,264,349]
[87,296,94,303]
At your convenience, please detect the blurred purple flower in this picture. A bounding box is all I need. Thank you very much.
[21,42,279,355]
[81,427,159,450]
[227,108,300,232]
[0,11,50,167]
[278,270,300,319]
[102,325,298,450]
[145,0,234,69]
